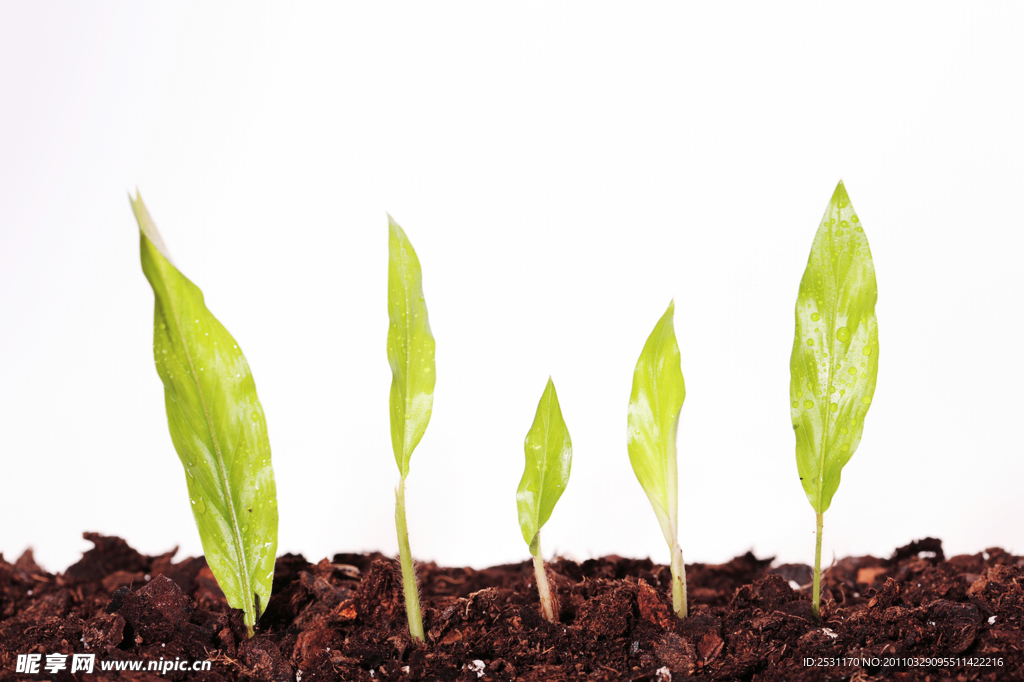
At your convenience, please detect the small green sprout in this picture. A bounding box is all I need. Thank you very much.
[387,215,436,642]
[131,193,278,637]
[516,378,572,623]
[627,301,687,618]
[790,181,879,621]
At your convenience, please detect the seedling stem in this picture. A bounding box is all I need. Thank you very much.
[530,536,556,623]
[812,511,823,622]
[670,541,687,618]
[395,476,424,641]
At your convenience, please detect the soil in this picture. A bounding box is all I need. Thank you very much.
[1,534,1021,681]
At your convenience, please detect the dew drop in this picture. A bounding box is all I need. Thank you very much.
[803,400,815,409]
[251,412,260,422]
[811,312,820,322]
[848,367,858,375]
[193,497,207,514]
[862,345,873,356]
[841,426,849,434]
[836,327,851,342]
[792,401,799,408]
[851,214,859,222]
[806,338,815,346]
[839,220,849,228]
[830,403,839,413]
[861,396,871,405]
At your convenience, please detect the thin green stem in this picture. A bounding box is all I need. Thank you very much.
[531,535,556,623]
[670,541,687,618]
[812,511,823,623]
[395,476,424,641]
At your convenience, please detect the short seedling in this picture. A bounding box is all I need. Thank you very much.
[790,181,878,621]
[627,302,688,618]
[516,378,572,623]
[131,193,279,637]
[387,215,436,642]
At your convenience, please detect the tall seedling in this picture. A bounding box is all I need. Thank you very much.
[387,215,436,642]
[517,378,572,623]
[790,181,878,621]
[628,302,688,618]
[132,193,278,636]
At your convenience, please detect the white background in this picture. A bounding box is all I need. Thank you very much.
[2,3,1022,575]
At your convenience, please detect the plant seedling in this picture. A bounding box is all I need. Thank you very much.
[131,193,278,637]
[517,378,572,623]
[627,301,687,618]
[790,181,878,621]
[387,215,436,642]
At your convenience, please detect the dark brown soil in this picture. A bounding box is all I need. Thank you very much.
[1,534,1021,681]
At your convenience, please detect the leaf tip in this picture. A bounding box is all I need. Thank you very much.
[831,179,850,207]
[662,299,676,323]
[131,191,174,265]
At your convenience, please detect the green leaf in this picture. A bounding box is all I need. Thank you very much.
[387,215,436,477]
[132,193,278,635]
[791,181,879,514]
[627,302,685,548]
[517,378,573,555]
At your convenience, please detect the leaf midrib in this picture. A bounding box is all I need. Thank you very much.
[395,239,417,468]
[536,387,555,533]
[159,255,253,612]
[817,212,842,512]
[651,319,676,524]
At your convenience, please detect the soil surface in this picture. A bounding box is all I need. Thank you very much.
[0,534,1021,681]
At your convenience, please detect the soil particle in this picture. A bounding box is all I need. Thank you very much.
[1,533,1021,681]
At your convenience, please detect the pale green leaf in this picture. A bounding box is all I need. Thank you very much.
[791,181,879,514]
[627,302,685,548]
[387,215,436,477]
[132,193,278,634]
[517,378,572,555]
